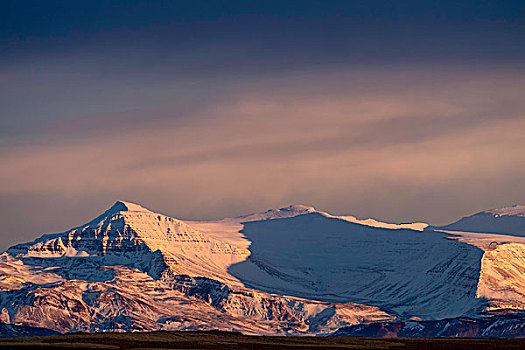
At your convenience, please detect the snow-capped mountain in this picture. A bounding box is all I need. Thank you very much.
[228,213,483,320]
[1,201,525,337]
[7,201,249,284]
[0,201,391,335]
[434,205,525,236]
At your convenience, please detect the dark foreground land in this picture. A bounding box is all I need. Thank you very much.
[0,331,524,350]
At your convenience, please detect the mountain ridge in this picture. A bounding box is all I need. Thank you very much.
[1,201,525,336]
[433,204,525,236]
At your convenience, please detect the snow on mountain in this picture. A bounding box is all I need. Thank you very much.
[434,204,525,236]
[0,253,63,291]
[3,200,525,336]
[440,229,525,312]
[326,214,428,231]
[239,204,429,231]
[486,205,525,218]
[237,204,318,221]
[426,205,525,315]
[0,201,393,335]
[7,200,250,285]
[0,253,391,335]
[188,204,428,244]
[182,205,316,250]
[228,213,484,320]
[476,243,525,311]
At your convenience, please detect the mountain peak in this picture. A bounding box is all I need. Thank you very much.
[434,204,525,235]
[85,200,154,225]
[484,204,525,217]
[108,200,152,214]
[279,204,317,212]
[236,204,317,222]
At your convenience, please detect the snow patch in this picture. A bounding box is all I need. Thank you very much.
[485,205,525,218]
[329,215,428,231]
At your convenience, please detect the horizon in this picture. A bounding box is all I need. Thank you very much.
[1,1,524,250]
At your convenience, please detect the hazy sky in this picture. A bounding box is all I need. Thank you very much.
[1,1,525,250]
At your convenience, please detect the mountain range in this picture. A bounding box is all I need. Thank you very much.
[1,201,525,337]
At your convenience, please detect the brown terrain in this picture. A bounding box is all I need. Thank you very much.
[0,331,524,350]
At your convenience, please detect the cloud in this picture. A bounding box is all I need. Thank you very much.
[1,2,524,251]
[1,65,524,252]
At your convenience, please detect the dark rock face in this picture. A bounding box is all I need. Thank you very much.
[164,274,231,307]
[333,314,525,338]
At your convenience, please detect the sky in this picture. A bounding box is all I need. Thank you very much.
[1,1,525,250]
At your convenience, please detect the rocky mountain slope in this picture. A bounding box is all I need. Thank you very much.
[333,313,525,338]
[0,201,392,335]
[1,201,525,337]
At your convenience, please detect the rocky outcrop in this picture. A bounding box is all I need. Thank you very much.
[333,314,525,338]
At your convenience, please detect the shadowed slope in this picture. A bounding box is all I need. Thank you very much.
[229,213,484,319]
[434,205,525,236]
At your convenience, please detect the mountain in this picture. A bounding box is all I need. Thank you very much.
[228,213,483,320]
[1,201,525,337]
[7,201,249,284]
[333,313,525,338]
[433,205,525,236]
[0,201,391,335]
